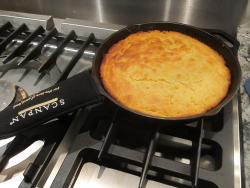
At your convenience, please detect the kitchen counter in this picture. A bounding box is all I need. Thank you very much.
[237,26,250,188]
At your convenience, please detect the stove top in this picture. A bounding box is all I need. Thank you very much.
[0,12,242,188]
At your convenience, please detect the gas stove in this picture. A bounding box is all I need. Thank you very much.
[0,12,242,188]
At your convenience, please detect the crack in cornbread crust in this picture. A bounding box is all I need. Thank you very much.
[100,30,231,117]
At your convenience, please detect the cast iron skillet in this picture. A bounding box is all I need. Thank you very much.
[0,22,241,139]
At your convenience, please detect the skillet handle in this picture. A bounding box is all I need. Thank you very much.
[204,29,240,56]
[0,70,103,139]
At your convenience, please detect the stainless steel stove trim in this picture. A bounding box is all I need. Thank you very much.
[0,10,54,30]
[233,93,242,188]
[0,0,248,36]
[61,18,124,40]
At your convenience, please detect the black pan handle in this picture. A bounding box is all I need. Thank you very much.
[0,70,103,139]
[205,29,240,56]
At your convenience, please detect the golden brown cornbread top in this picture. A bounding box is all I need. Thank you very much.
[100,30,230,117]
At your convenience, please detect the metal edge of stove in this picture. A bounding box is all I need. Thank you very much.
[0,10,54,30]
[233,93,242,188]
[61,18,125,40]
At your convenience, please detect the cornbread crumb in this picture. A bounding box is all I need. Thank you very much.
[100,30,230,117]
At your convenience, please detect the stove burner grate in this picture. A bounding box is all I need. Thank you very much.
[0,21,98,188]
[50,101,233,188]
[0,22,99,84]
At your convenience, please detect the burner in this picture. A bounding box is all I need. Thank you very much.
[0,80,28,111]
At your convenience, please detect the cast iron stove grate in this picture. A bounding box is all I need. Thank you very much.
[0,22,98,83]
[51,99,236,188]
[0,22,98,187]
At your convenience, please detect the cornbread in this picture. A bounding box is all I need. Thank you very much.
[100,30,230,117]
